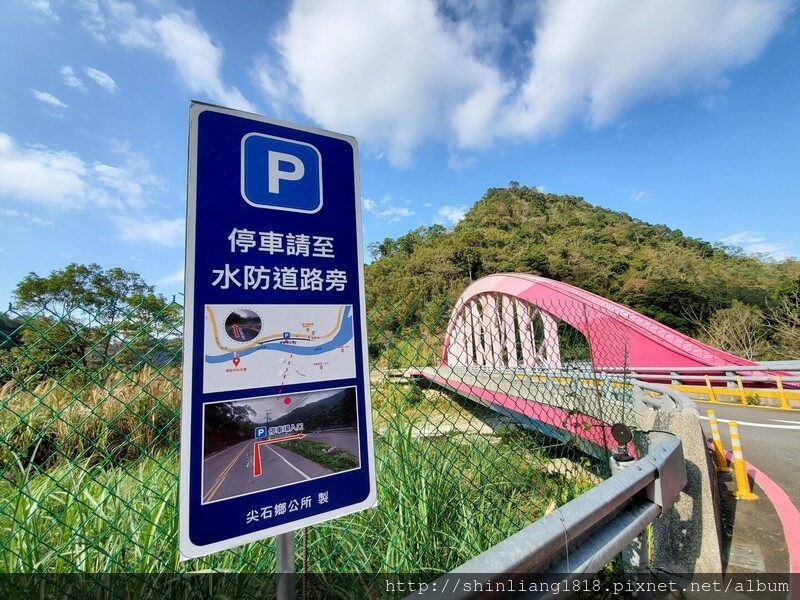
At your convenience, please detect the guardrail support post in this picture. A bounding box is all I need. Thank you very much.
[775,375,789,410]
[704,375,718,403]
[725,371,736,389]
[635,411,723,573]
[735,376,747,405]
[609,455,649,572]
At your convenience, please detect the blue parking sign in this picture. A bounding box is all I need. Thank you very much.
[180,102,376,559]
[242,133,323,213]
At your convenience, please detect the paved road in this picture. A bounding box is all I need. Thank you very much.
[695,401,800,508]
[203,438,333,502]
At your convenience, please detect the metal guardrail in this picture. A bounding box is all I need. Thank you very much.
[632,380,699,415]
[603,365,800,409]
[406,431,686,600]
[602,364,800,386]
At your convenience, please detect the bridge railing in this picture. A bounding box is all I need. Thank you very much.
[444,365,701,415]
[601,365,800,409]
[630,380,699,415]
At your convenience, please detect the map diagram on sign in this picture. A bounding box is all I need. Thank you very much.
[203,304,356,393]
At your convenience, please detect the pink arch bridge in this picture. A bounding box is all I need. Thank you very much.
[442,273,756,371]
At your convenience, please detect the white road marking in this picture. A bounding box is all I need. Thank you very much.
[699,415,800,430]
[264,443,312,479]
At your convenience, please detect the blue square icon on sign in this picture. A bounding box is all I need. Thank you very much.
[241,133,323,213]
[254,426,267,439]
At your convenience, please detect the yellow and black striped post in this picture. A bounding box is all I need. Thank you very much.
[729,421,758,500]
[707,410,731,473]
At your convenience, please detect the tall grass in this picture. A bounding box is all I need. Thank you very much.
[0,367,180,472]
[1,370,603,600]
[303,413,564,573]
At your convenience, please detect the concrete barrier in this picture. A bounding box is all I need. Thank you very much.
[635,409,723,573]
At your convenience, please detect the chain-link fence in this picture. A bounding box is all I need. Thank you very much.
[0,292,636,598]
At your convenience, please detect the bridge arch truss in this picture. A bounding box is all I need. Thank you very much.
[442,273,757,371]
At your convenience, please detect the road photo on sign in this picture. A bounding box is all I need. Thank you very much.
[202,387,359,503]
[203,304,356,393]
[224,308,262,342]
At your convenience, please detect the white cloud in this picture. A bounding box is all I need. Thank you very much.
[156,267,185,287]
[721,231,762,245]
[628,188,654,203]
[80,2,255,112]
[77,0,106,41]
[502,0,792,136]
[436,205,468,225]
[447,152,476,170]
[262,0,511,166]
[260,0,791,166]
[84,67,117,93]
[60,66,86,90]
[0,208,54,228]
[146,12,254,111]
[0,133,85,207]
[720,230,793,260]
[110,216,185,247]
[23,0,58,20]
[250,55,291,115]
[32,90,67,108]
[0,132,162,210]
[362,196,414,222]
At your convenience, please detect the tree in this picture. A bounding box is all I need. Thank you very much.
[203,401,257,455]
[367,241,382,261]
[619,278,721,335]
[695,301,768,360]
[766,291,800,359]
[0,313,23,350]
[2,264,179,384]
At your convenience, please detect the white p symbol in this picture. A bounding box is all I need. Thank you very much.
[268,151,305,194]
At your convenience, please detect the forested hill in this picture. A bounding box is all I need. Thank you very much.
[365,185,799,337]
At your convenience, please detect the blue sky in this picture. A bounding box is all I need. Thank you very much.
[1,0,798,306]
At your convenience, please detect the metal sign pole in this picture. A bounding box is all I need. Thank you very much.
[276,531,296,600]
